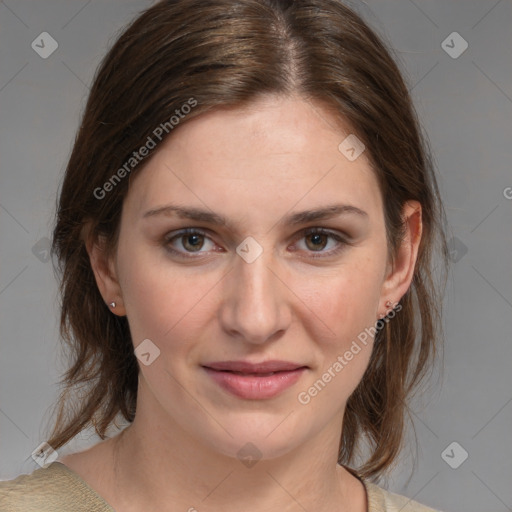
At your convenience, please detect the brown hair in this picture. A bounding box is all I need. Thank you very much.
[46,0,450,480]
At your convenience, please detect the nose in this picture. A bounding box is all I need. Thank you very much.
[218,245,292,345]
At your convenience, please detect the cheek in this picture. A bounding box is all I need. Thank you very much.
[298,258,383,345]
[296,268,380,411]
[117,245,228,355]
[295,257,383,393]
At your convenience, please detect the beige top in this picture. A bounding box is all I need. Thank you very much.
[0,461,442,511]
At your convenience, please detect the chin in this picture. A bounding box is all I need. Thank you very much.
[195,415,308,463]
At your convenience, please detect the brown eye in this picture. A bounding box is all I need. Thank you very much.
[181,233,205,252]
[305,232,329,251]
[164,228,216,257]
[294,228,348,259]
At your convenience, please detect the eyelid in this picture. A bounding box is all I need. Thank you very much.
[291,227,349,258]
[163,226,350,258]
[163,227,218,257]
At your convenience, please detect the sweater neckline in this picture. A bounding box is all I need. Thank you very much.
[48,461,115,510]
[49,460,377,511]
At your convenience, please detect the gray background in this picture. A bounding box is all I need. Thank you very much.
[1,1,511,511]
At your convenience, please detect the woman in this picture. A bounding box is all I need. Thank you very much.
[0,0,449,510]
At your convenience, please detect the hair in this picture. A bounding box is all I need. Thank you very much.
[45,0,450,480]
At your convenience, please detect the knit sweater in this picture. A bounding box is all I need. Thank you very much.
[0,461,442,511]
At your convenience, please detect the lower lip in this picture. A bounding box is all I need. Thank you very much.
[203,367,307,399]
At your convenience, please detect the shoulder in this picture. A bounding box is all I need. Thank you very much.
[0,462,113,512]
[364,480,443,512]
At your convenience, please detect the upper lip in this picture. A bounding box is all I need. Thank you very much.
[203,360,307,373]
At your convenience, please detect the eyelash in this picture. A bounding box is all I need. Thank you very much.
[163,227,349,260]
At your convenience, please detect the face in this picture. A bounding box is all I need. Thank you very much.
[91,94,418,461]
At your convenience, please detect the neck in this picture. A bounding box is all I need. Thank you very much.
[108,394,366,512]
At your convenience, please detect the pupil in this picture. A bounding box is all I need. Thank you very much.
[185,234,203,251]
[308,233,326,250]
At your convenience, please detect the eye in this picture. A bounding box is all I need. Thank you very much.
[292,228,348,258]
[163,227,349,260]
[164,228,218,257]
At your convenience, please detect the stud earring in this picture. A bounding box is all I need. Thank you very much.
[378,300,394,319]
[109,302,116,308]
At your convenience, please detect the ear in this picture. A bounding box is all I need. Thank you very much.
[85,230,126,317]
[378,200,422,317]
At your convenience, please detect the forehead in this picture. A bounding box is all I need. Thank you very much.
[124,95,383,226]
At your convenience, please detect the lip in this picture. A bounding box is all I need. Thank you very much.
[202,360,308,400]
[204,360,306,373]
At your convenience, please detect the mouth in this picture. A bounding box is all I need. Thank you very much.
[203,360,308,373]
[214,370,285,376]
[201,360,308,400]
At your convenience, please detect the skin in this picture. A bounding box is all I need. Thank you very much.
[60,94,422,512]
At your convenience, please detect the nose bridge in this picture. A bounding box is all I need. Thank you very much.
[220,244,289,343]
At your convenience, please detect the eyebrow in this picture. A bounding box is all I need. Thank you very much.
[142,202,368,231]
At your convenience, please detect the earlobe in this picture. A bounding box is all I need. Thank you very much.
[85,234,127,316]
